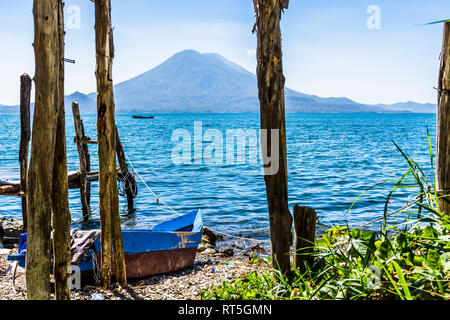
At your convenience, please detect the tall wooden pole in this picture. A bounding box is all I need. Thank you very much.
[27,0,61,300]
[437,22,450,215]
[94,0,127,286]
[254,0,293,277]
[19,74,32,230]
[51,0,72,300]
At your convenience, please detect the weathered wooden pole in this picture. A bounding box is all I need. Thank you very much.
[115,125,137,209]
[72,102,90,220]
[27,0,62,300]
[51,0,72,300]
[253,0,292,277]
[437,22,450,215]
[81,119,92,206]
[19,74,32,230]
[293,205,316,272]
[94,0,127,286]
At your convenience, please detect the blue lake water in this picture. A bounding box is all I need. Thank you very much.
[0,113,437,241]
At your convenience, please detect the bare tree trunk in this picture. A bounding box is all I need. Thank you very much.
[19,74,32,230]
[51,0,72,300]
[94,0,127,287]
[27,0,61,300]
[254,0,292,277]
[437,22,450,215]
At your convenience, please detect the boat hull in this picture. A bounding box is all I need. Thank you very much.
[8,210,203,279]
[95,247,198,279]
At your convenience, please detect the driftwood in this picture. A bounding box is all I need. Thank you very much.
[254,0,293,277]
[94,0,127,286]
[19,74,31,228]
[437,22,450,215]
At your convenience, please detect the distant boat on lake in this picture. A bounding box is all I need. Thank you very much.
[133,115,154,119]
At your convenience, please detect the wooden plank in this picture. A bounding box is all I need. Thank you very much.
[293,205,316,272]
[19,74,32,229]
[72,101,90,220]
[437,22,450,215]
[94,0,127,286]
[254,0,293,278]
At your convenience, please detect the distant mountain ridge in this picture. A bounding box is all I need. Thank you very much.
[0,50,436,114]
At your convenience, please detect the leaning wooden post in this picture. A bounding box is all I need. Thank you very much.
[27,0,61,300]
[253,0,293,277]
[115,125,137,209]
[437,22,450,215]
[94,0,127,286]
[293,205,316,273]
[19,74,32,230]
[81,119,92,206]
[72,102,90,220]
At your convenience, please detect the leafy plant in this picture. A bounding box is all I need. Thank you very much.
[201,136,450,300]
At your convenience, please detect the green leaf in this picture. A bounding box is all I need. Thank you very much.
[425,19,450,25]
[392,261,412,300]
[426,249,441,270]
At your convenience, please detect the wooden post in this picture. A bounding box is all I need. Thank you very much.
[253,0,293,277]
[19,74,32,230]
[27,0,62,300]
[72,102,90,220]
[81,119,92,206]
[115,125,137,208]
[51,0,72,300]
[94,0,127,286]
[293,205,316,272]
[437,22,450,215]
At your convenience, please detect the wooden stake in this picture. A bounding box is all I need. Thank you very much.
[81,119,92,206]
[94,0,127,286]
[51,0,72,300]
[115,125,137,209]
[27,0,61,300]
[437,22,450,215]
[254,0,293,277]
[72,101,90,220]
[19,74,32,230]
[293,205,316,272]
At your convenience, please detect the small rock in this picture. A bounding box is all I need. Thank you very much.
[203,248,218,255]
[251,244,265,253]
[201,227,217,246]
[221,248,234,257]
[197,242,214,253]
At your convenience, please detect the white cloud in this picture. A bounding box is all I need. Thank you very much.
[246,49,256,56]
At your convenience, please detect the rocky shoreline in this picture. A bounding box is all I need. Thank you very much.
[0,221,270,300]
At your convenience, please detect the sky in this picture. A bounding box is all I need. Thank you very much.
[0,0,449,106]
